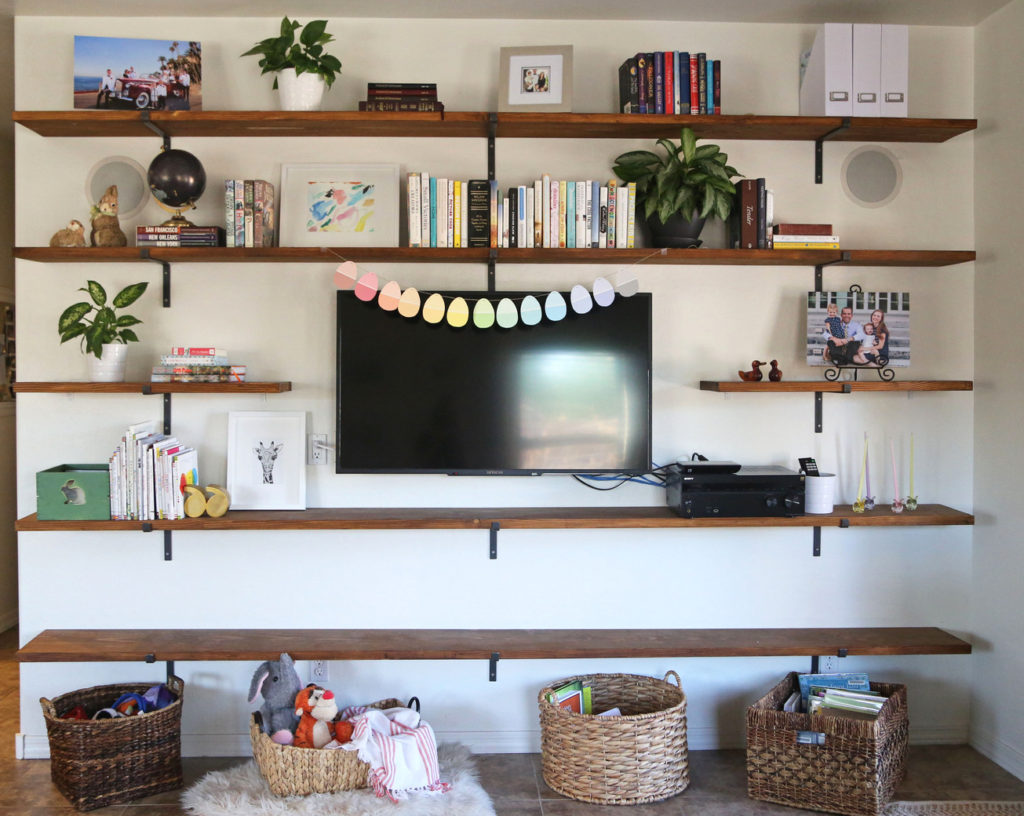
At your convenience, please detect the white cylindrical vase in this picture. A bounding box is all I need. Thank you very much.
[804,474,837,514]
[88,343,127,382]
[277,69,326,111]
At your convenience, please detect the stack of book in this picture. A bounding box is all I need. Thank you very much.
[223,180,276,248]
[359,82,443,112]
[618,51,722,115]
[109,419,198,521]
[136,225,225,247]
[732,178,774,249]
[407,173,637,249]
[772,223,840,249]
[808,687,887,719]
[151,346,246,383]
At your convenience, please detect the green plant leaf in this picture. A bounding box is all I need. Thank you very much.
[115,315,142,327]
[59,323,87,345]
[58,302,92,334]
[680,128,697,164]
[84,280,107,307]
[112,281,148,308]
[118,329,140,344]
[694,144,720,160]
[280,16,298,41]
[299,19,328,47]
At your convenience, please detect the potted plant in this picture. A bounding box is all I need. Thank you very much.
[241,17,342,111]
[612,126,741,248]
[58,280,148,382]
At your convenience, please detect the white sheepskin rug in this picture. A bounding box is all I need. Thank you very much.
[181,742,496,816]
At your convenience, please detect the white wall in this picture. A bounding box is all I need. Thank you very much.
[14,16,978,758]
[971,0,1024,781]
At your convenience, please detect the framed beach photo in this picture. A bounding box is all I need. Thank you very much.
[279,163,400,247]
[806,290,911,369]
[226,411,306,510]
[498,45,573,112]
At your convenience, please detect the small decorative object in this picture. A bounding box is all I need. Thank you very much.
[498,45,573,112]
[58,280,148,381]
[864,432,876,509]
[613,127,741,248]
[768,359,783,381]
[248,653,302,745]
[227,411,306,510]
[86,156,150,219]
[241,17,341,111]
[738,360,764,382]
[905,433,918,510]
[182,484,207,518]
[853,435,868,513]
[89,185,127,247]
[148,147,207,226]
[806,289,909,381]
[204,484,230,517]
[292,684,353,749]
[890,438,904,512]
[49,220,87,248]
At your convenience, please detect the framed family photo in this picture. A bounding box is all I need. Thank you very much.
[806,290,911,369]
[498,45,573,112]
[279,163,400,247]
[226,411,306,510]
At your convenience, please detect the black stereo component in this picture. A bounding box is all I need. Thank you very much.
[665,465,805,518]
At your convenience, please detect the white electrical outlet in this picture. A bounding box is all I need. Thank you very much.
[820,655,837,672]
[311,659,328,682]
[307,433,328,465]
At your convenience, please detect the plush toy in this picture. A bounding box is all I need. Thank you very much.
[293,684,354,749]
[248,652,302,745]
[90,184,128,247]
[49,219,87,248]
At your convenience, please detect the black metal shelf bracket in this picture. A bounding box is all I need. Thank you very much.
[487,112,497,181]
[141,522,173,560]
[144,653,176,682]
[813,527,822,557]
[488,249,497,293]
[815,118,851,183]
[489,521,500,559]
[163,393,172,435]
[139,248,172,307]
[139,110,171,150]
[489,651,500,681]
[814,251,851,292]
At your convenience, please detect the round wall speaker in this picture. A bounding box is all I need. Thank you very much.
[85,156,149,220]
[841,146,903,208]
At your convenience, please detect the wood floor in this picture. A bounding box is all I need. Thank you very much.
[2,625,1023,815]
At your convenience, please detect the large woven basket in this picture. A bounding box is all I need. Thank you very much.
[40,676,184,812]
[538,671,689,805]
[250,696,411,796]
[747,672,909,816]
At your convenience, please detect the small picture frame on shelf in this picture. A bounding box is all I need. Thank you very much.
[807,289,911,369]
[498,45,573,112]
[226,411,306,510]
[279,163,400,248]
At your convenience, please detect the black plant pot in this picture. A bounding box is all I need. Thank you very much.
[645,213,707,248]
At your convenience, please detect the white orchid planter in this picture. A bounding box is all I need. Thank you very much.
[87,343,128,382]
[277,69,326,111]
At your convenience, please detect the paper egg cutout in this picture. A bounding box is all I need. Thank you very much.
[422,292,446,324]
[378,280,402,311]
[570,284,593,314]
[354,272,379,302]
[592,277,616,307]
[397,287,421,318]
[473,298,496,329]
[447,296,470,328]
[520,295,543,326]
[612,270,639,298]
[544,291,567,322]
[334,261,359,290]
[495,298,519,329]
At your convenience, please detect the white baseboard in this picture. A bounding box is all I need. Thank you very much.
[971,724,1024,781]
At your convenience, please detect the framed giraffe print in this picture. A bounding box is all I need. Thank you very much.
[226,411,306,510]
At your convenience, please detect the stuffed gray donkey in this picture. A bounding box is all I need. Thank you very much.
[248,652,302,745]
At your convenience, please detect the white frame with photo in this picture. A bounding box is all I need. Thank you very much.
[806,290,911,368]
[226,411,307,510]
[498,45,573,112]
[279,163,400,247]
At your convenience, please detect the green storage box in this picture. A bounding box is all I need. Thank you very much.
[36,464,111,521]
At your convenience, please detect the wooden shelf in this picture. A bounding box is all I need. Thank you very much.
[700,380,974,393]
[14,503,974,532]
[13,246,976,267]
[12,110,977,143]
[16,626,972,663]
[13,381,291,394]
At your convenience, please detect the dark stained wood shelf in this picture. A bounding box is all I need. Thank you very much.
[13,381,291,394]
[16,626,972,663]
[14,504,974,531]
[701,380,974,393]
[12,110,977,143]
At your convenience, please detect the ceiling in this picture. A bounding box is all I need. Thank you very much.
[0,0,1016,25]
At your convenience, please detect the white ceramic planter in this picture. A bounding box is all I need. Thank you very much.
[277,69,326,111]
[88,343,127,382]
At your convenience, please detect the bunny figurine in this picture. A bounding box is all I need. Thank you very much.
[248,652,302,745]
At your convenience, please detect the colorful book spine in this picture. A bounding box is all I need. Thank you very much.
[713,59,722,114]
[233,180,245,248]
[429,177,437,247]
[663,51,674,115]
[170,347,227,356]
[224,180,234,247]
[607,179,617,248]
[243,180,254,248]
[467,179,490,248]
[407,172,421,247]
[653,51,664,114]
[689,54,699,114]
[488,179,498,248]
[626,182,637,248]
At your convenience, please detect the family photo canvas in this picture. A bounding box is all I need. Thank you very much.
[806,290,911,368]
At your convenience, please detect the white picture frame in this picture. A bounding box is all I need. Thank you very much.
[499,45,573,112]
[279,162,400,247]
[226,411,307,510]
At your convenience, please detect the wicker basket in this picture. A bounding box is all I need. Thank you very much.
[746,672,908,816]
[538,671,689,805]
[40,676,184,812]
[250,696,412,796]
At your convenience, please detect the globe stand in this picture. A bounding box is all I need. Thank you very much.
[156,201,198,228]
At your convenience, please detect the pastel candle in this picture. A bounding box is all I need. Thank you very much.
[857,435,866,501]
[865,437,872,497]
[891,439,900,498]
[910,433,915,496]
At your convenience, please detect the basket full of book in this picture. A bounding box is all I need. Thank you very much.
[746,671,909,816]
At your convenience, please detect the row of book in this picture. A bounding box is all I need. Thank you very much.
[544,678,620,717]
[136,225,224,248]
[733,178,774,249]
[784,671,887,719]
[618,51,722,115]
[109,419,199,521]
[773,223,840,250]
[407,174,638,249]
[223,179,276,248]
[359,82,444,112]
[151,346,247,383]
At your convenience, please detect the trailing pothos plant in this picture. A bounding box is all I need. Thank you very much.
[241,17,342,89]
[612,126,741,223]
[58,280,148,359]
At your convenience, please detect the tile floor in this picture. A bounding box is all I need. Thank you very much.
[3,626,1023,815]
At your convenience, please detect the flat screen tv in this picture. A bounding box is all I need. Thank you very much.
[336,290,652,475]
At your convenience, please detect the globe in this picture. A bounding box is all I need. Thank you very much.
[148,148,206,209]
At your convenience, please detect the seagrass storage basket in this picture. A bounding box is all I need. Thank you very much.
[40,676,184,812]
[250,696,410,796]
[746,672,908,816]
[538,671,689,805]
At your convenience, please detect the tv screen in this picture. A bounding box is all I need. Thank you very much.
[336,291,652,475]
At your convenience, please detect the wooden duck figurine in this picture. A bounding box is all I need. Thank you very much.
[768,360,783,382]
[738,361,764,382]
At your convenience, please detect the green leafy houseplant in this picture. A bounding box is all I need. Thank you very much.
[241,17,342,89]
[58,281,148,359]
[612,126,741,224]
